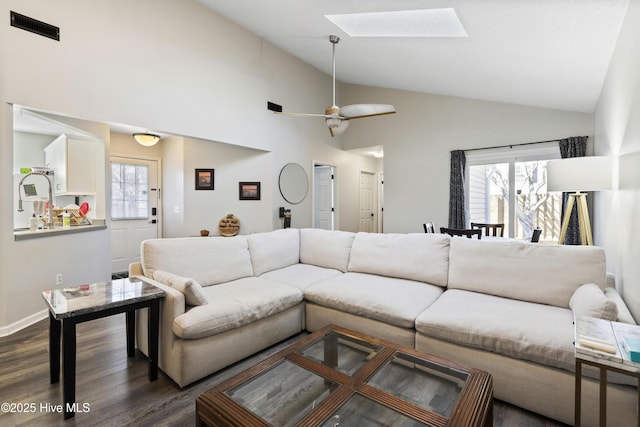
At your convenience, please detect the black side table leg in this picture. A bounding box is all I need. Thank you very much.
[49,312,61,384]
[148,300,160,381]
[62,320,76,420]
[126,309,135,357]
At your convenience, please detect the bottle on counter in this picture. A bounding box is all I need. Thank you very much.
[29,214,38,231]
[62,210,71,228]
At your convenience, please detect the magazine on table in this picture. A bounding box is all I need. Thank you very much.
[574,316,622,363]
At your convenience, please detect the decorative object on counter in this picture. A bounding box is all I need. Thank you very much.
[133,132,160,147]
[218,214,240,237]
[239,182,260,200]
[195,168,215,190]
[200,229,210,237]
[27,166,54,174]
[52,203,91,226]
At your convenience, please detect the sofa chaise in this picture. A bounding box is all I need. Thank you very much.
[129,228,637,426]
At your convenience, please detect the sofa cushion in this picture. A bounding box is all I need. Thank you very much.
[153,270,208,306]
[247,229,300,276]
[259,263,343,291]
[305,272,443,328]
[447,238,606,307]
[172,277,303,339]
[141,236,253,287]
[300,228,355,272]
[347,233,450,287]
[415,289,576,372]
[570,283,618,321]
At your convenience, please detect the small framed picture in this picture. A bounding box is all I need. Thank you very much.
[195,169,215,190]
[239,182,260,200]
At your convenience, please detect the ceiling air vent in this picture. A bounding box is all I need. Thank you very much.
[10,11,60,41]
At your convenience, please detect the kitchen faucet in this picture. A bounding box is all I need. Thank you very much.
[17,172,54,229]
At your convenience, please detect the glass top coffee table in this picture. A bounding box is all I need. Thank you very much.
[196,325,493,427]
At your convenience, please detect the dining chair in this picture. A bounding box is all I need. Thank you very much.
[531,228,543,243]
[440,227,482,239]
[423,222,435,233]
[470,222,505,237]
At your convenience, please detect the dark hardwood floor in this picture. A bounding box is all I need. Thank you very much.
[0,315,568,427]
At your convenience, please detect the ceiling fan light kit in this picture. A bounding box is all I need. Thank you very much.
[270,35,395,137]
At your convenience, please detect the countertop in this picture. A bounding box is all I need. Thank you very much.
[14,220,107,241]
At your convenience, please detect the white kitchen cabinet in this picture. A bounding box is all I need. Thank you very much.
[44,134,96,195]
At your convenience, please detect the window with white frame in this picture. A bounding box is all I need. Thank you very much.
[466,144,562,241]
[111,162,149,220]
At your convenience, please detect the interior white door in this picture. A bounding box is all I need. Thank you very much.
[110,156,160,274]
[359,171,376,232]
[314,165,334,230]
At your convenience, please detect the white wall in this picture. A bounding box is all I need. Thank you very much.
[182,138,272,236]
[161,136,185,237]
[341,85,594,233]
[593,0,640,321]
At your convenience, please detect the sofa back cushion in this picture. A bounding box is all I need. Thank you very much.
[447,238,606,307]
[300,228,355,272]
[347,232,450,287]
[247,229,300,276]
[141,236,254,287]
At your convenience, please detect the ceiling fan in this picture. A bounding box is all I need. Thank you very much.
[269,35,396,137]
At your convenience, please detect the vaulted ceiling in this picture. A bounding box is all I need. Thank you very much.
[198,0,629,113]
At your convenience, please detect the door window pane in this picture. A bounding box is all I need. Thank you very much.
[111,162,149,220]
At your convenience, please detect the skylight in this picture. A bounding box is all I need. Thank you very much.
[325,8,468,38]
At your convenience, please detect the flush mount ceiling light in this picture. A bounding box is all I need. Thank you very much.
[325,8,468,38]
[133,132,160,147]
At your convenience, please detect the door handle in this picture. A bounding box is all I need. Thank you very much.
[152,207,157,216]
[150,219,157,224]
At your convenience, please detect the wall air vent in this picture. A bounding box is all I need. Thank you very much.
[10,11,59,41]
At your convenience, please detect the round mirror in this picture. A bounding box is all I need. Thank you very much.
[279,163,308,204]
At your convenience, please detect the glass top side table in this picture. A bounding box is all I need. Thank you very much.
[42,277,164,419]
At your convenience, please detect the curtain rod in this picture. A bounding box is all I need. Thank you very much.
[463,136,588,153]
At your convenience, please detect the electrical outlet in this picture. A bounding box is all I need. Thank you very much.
[56,273,63,286]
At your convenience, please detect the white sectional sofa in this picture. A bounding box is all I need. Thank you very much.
[129,228,637,426]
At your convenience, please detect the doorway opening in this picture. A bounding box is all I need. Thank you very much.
[313,163,335,230]
[110,155,161,276]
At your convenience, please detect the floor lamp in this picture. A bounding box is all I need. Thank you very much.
[546,156,612,245]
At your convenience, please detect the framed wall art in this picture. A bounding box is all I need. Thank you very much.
[239,182,260,200]
[195,169,215,190]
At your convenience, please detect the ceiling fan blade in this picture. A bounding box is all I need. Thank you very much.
[329,120,350,137]
[340,104,396,120]
[275,111,329,118]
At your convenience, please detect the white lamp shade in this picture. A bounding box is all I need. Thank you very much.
[546,156,612,192]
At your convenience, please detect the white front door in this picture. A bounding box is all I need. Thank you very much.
[359,171,376,232]
[314,165,334,230]
[110,156,160,274]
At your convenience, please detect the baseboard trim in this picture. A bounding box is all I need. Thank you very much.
[0,309,48,337]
